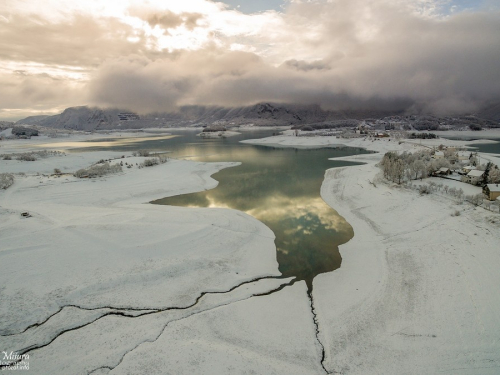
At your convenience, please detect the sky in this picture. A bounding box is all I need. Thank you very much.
[0,0,499,121]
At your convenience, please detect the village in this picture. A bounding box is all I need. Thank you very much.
[284,120,500,206]
[378,142,500,205]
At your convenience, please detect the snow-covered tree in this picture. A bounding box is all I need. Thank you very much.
[411,160,426,180]
[488,166,500,184]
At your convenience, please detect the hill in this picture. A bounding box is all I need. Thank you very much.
[14,104,403,131]
[15,102,500,131]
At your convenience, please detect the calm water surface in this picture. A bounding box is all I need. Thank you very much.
[441,135,500,155]
[74,131,370,290]
[469,140,500,155]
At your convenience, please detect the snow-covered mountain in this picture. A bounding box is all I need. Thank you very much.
[15,104,402,131]
[15,102,500,131]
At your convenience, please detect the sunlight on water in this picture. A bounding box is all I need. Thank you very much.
[150,132,368,290]
[68,130,369,289]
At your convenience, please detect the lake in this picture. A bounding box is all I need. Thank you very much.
[439,135,500,155]
[75,130,370,290]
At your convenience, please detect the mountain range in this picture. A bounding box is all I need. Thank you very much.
[14,102,500,131]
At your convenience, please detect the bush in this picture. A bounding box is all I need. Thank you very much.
[157,155,169,163]
[17,153,37,161]
[419,185,430,195]
[409,133,437,139]
[4,150,63,162]
[132,150,150,157]
[141,155,169,168]
[0,173,14,189]
[465,193,484,206]
[74,162,122,178]
[12,126,38,137]
[142,158,159,167]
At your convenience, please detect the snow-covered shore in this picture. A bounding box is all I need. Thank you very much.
[246,132,500,374]
[1,130,500,374]
[1,133,310,374]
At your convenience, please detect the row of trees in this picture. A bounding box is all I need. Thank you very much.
[406,180,500,213]
[411,181,464,199]
[380,151,447,184]
[74,162,122,178]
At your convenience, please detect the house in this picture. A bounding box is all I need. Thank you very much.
[434,167,452,176]
[461,165,476,174]
[457,151,472,161]
[433,151,444,159]
[461,170,484,185]
[483,184,500,201]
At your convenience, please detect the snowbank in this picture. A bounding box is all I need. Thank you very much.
[106,282,322,375]
[0,132,291,374]
[317,163,500,374]
[242,132,499,151]
[245,131,500,374]
[0,154,282,329]
[2,129,500,374]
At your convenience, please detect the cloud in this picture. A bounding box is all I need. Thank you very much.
[145,11,204,31]
[1,0,500,118]
[282,59,332,72]
[0,13,144,67]
[87,3,500,115]
[0,71,85,118]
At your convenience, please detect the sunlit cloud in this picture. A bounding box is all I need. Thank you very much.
[0,0,499,120]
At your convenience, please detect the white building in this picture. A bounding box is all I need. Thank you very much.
[461,170,484,185]
[462,165,476,174]
[457,151,472,161]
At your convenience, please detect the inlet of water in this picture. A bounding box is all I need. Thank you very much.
[73,130,370,290]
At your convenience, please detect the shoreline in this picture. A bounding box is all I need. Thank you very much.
[0,133,281,334]
[246,132,500,373]
[1,130,500,373]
